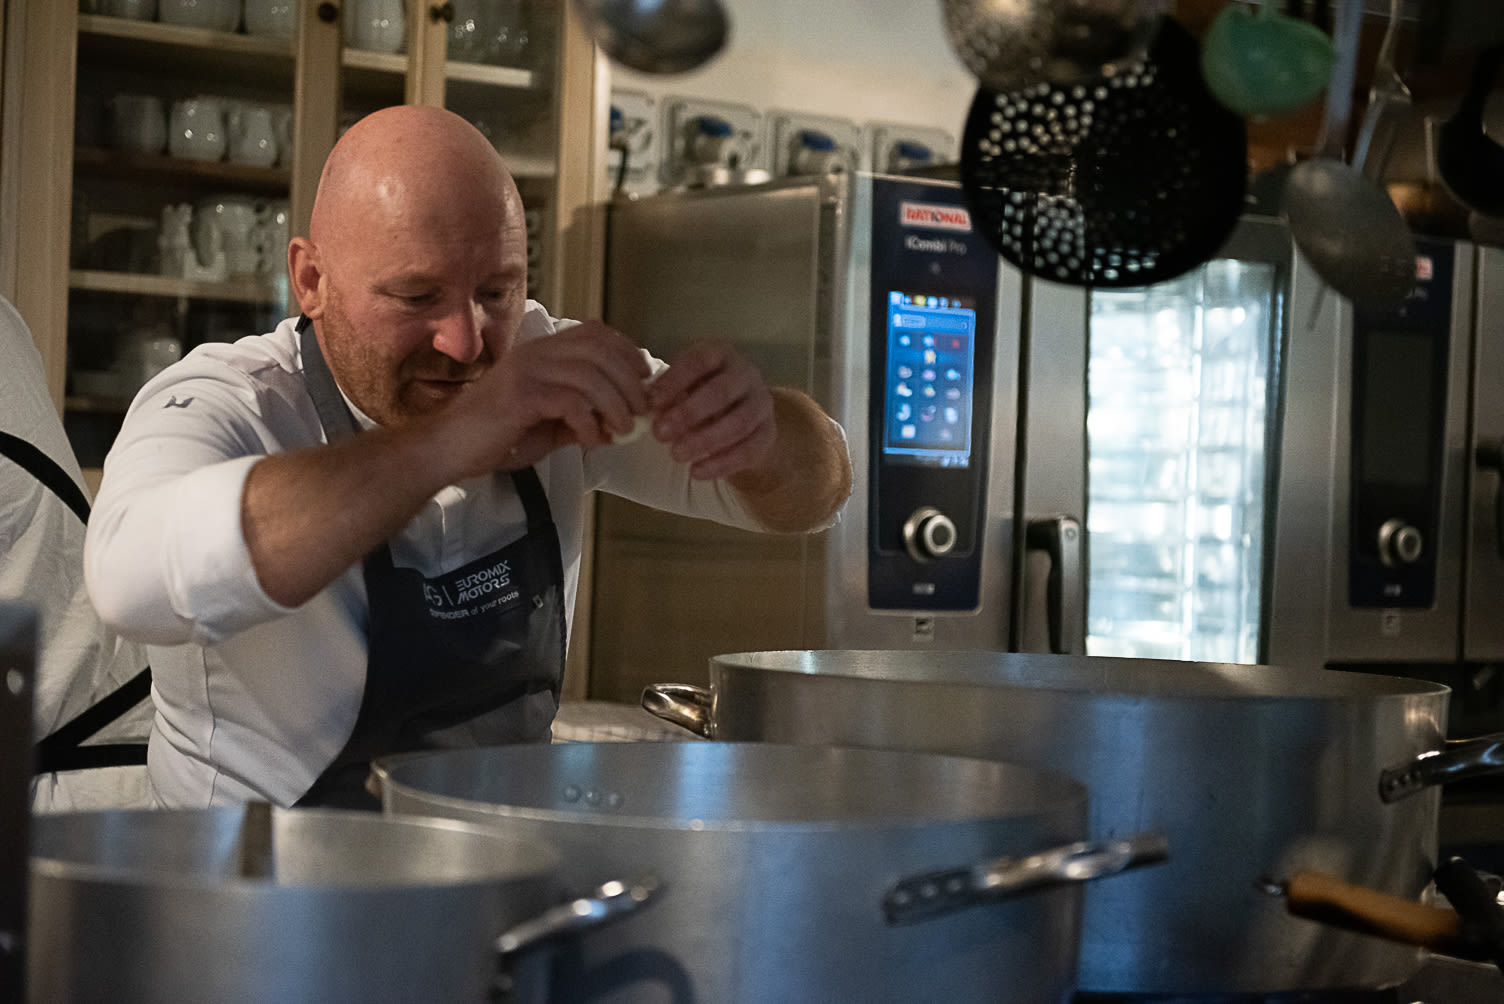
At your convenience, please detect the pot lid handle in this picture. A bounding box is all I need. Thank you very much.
[882,831,1169,926]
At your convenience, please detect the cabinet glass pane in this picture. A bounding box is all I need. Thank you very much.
[67,13,296,466]
[1085,260,1279,664]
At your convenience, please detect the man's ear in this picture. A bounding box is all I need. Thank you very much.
[288,237,326,319]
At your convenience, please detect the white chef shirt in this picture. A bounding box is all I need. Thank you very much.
[0,296,153,812]
[85,305,778,807]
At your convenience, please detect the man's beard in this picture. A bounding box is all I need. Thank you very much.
[315,293,485,426]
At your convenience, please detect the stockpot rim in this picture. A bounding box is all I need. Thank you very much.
[706,650,1454,703]
[29,805,563,894]
[374,741,1089,834]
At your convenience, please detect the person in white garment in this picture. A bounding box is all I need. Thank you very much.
[0,294,152,811]
[84,104,853,809]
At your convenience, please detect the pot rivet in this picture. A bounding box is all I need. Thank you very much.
[585,789,602,806]
[562,784,581,802]
[606,792,624,809]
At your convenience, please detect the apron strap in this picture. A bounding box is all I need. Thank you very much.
[297,314,361,443]
[0,430,90,524]
[0,430,150,772]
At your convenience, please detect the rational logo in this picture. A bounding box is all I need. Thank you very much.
[900,201,972,232]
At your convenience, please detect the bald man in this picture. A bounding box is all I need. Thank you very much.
[84,106,852,808]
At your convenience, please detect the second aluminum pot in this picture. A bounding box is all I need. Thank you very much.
[374,740,1167,1003]
[27,804,655,1003]
[643,650,1504,995]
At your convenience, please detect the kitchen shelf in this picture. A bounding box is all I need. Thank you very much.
[340,48,535,90]
[79,12,292,54]
[70,269,282,304]
[72,146,291,193]
[447,58,534,90]
[78,14,295,87]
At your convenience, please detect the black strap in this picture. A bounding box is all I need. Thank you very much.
[33,667,153,772]
[0,428,151,772]
[0,430,90,524]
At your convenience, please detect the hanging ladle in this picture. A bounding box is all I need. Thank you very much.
[1436,44,1504,218]
[1283,0,1416,310]
[1200,0,1335,119]
[574,0,729,74]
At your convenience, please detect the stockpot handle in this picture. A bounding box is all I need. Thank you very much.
[641,682,713,738]
[882,831,1169,926]
[496,875,662,958]
[1379,732,1504,803]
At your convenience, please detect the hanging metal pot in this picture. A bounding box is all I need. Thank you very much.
[27,804,657,1003]
[642,650,1504,995]
[373,741,1167,1003]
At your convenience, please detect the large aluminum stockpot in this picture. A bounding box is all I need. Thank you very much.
[374,741,1167,1003]
[642,650,1504,995]
[27,805,654,1004]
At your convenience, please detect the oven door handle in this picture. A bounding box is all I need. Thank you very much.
[1025,515,1085,656]
[1475,440,1504,559]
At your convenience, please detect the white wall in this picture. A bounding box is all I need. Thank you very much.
[605,0,976,188]
[609,0,972,125]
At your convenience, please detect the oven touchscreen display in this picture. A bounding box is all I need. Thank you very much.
[881,291,976,468]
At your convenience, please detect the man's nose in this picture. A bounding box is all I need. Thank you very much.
[432,303,486,363]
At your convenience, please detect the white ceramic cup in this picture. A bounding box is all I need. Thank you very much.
[169,97,228,161]
[227,103,279,167]
[109,93,167,154]
[244,0,296,38]
[344,0,404,53]
[159,0,241,31]
[198,195,261,276]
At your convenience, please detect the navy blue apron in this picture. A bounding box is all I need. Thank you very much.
[294,317,566,809]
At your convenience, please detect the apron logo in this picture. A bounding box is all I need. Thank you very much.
[163,395,194,409]
[424,559,521,620]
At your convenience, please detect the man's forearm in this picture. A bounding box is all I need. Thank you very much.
[728,388,852,533]
[241,416,463,607]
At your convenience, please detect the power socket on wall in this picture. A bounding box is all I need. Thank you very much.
[768,110,863,177]
[660,97,766,188]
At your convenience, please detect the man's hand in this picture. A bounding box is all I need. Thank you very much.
[443,320,654,479]
[647,339,776,481]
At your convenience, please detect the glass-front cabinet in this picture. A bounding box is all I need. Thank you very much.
[10,0,603,482]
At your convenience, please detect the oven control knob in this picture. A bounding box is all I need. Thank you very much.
[1377,518,1424,568]
[903,507,957,562]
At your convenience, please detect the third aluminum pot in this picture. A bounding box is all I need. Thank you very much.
[643,650,1504,995]
[373,741,1166,1003]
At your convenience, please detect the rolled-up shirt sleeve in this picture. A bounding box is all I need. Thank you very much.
[84,345,304,647]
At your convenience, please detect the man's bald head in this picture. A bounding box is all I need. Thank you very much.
[308,105,521,271]
[287,104,532,425]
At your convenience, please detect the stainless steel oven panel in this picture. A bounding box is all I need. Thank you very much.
[1026,217,1297,662]
[1266,246,1343,669]
[827,173,1023,649]
[1324,242,1475,662]
[592,174,1024,701]
[1017,275,1087,654]
[1464,245,1504,661]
